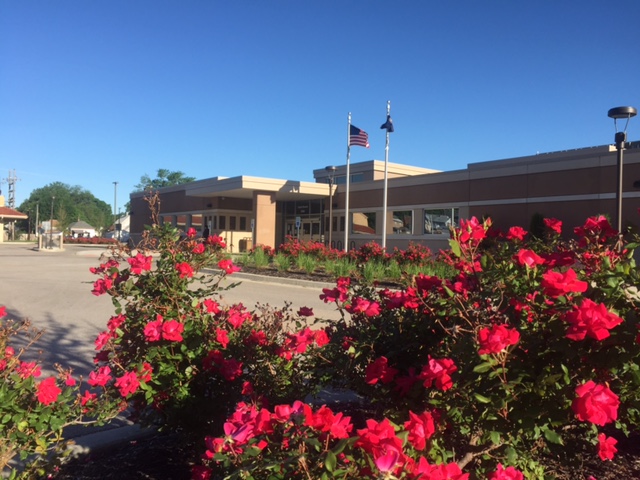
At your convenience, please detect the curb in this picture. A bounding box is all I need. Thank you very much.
[66,424,157,458]
[204,268,336,290]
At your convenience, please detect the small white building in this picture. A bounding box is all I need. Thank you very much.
[69,220,97,238]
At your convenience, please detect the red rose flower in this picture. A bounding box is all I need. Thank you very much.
[404,410,436,450]
[91,277,113,296]
[572,381,619,426]
[477,324,520,355]
[564,299,623,341]
[218,259,241,274]
[162,320,184,342]
[17,361,41,379]
[365,356,399,385]
[144,317,163,342]
[115,371,140,397]
[175,262,194,278]
[127,253,153,274]
[597,433,618,461]
[88,366,112,387]
[488,463,524,480]
[515,249,544,268]
[544,217,562,234]
[36,377,62,406]
[541,269,588,298]
[506,226,527,241]
[419,357,457,391]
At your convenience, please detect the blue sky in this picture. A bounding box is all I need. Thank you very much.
[2,1,640,209]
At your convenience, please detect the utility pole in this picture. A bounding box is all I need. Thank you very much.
[2,170,20,240]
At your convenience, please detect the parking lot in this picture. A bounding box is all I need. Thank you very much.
[0,242,339,378]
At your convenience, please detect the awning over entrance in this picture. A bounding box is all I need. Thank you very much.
[183,176,331,201]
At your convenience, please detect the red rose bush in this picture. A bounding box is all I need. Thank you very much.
[195,214,640,479]
[87,206,328,436]
[0,310,119,478]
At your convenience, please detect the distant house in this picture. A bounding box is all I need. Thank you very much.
[0,194,28,243]
[69,221,97,238]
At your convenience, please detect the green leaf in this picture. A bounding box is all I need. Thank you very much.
[544,428,564,445]
[489,431,501,445]
[449,239,461,258]
[325,450,337,472]
[474,393,491,404]
[473,362,493,373]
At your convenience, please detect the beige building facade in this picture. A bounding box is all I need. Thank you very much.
[129,142,640,252]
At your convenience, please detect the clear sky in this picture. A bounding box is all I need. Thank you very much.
[2,1,640,210]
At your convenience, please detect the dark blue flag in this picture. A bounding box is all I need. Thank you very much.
[380,115,394,133]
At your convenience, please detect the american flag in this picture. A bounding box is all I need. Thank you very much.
[349,124,370,148]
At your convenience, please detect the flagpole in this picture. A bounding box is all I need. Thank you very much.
[382,101,391,249]
[344,112,352,252]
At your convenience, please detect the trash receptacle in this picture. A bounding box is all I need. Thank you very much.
[239,238,253,252]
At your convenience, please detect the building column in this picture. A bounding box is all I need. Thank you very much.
[253,191,277,248]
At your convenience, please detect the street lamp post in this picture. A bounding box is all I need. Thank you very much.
[49,196,55,249]
[325,166,337,248]
[607,106,637,234]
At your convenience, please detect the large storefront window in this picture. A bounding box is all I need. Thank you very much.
[424,208,458,235]
[352,212,376,235]
[392,210,412,234]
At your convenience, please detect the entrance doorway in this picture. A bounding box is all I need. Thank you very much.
[285,217,322,243]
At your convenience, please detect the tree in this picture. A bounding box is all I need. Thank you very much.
[125,169,196,213]
[133,169,196,192]
[17,182,113,234]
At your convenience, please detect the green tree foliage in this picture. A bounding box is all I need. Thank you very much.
[17,182,113,234]
[133,169,196,192]
[125,169,195,213]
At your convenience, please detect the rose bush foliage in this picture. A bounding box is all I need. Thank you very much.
[283,215,639,478]
[88,220,328,435]
[0,309,119,479]
[82,207,640,478]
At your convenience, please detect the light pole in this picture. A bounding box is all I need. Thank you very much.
[325,166,337,248]
[49,196,55,249]
[113,181,118,240]
[607,106,637,234]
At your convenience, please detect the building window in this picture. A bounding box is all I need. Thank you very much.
[352,212,376,235]
[230,216,237,231]
[392,210,412,234]
[340,216,345,232]
[239,216,247,231]
[219,215,226,230]
[176,215,187,231]
[332,216,338,232]
[212,216,217,230]
[334,173,365,185]
[424,208,459,235]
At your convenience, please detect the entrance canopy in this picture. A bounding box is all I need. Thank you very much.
[183,176,331,201]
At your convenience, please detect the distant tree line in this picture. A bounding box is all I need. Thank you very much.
[17,182,113,235]
[15,170,196,237]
